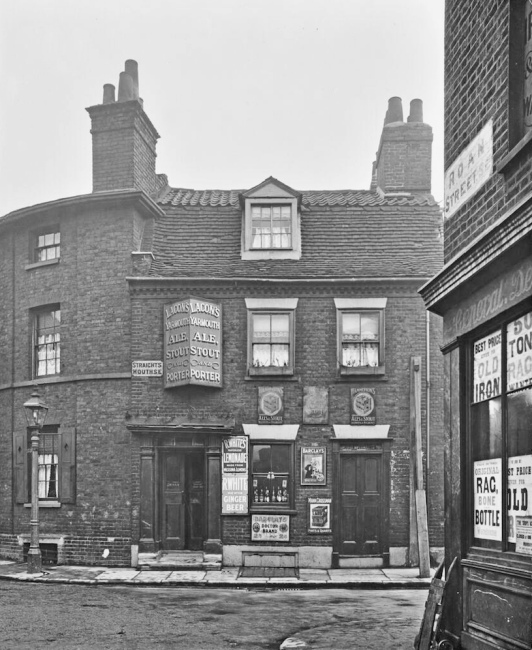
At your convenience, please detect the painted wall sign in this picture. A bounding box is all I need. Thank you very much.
[308,498,332,534]
[300,447,326,485]
[163,297,222,389]
[473,330,501,403]
[507,312,532,393]
[251,514,290,541]
[444,258,532,345]
[221,475,248,515]
[132,360,163,377]
[258,387,284,424]
[508,455,532,546]
[350,388,376,425]
[303,386,329,424]
[222,436,249,474]
[444,120,493,219]
[474,458,502,541]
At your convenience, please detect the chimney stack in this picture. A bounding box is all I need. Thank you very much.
[371,97,433,194]
[86,60,159,195]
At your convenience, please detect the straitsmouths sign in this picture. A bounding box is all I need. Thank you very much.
[164,297,222,388]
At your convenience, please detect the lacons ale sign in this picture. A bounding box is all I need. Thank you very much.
[164,297,222,388]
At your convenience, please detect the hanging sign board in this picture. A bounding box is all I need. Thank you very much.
[473,458,502,541]
[251,514,290,541]
[164,297,222,389]
[473,331,501,403]
[350,388,376,425]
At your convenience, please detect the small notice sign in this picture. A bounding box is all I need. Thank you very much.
[350,388,376,425]
[132,361,163,377]
[258,387,284,424]
[251,514,290,541]
[516,518,532,556]
[308,498,332,534]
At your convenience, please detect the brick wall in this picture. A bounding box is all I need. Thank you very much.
[443,0,532,261]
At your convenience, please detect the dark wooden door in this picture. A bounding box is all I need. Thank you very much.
[161,451,205,550]
[339,453,382,556]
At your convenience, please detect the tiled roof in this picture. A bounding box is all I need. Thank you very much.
[150,187,443,279]
[158,187,438,208]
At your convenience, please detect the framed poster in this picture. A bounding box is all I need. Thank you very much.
[308,498,332,534]
[251,514,290,541]
[300,447,326,485]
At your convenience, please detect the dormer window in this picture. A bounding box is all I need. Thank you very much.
[241,177,301,260]
[251,205,292,249]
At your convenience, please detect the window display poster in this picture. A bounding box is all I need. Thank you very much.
[516,518,532,555]
[474,458,502,541]
[308,498,332,534]
[251,514,290,541]
[506,312,532,392]
[473,331,501,403]
[300,447,326,485]
[508,455,532,544]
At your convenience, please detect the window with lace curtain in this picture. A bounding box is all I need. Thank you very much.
[335,298,387,376]
[246,298,297,377]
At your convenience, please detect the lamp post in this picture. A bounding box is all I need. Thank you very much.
[23,388,49,573]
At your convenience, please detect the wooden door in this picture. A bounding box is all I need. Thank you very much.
[161,452,186,550]
[185,452,204,550]
[339,453,382,556]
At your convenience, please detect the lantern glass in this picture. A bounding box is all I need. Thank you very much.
[23,391,49,429]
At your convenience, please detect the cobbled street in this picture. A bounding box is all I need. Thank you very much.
[1,583,426,649]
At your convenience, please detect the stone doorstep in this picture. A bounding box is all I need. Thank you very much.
[138,551,222,572]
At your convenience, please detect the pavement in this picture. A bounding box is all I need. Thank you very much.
[0,559,432,589]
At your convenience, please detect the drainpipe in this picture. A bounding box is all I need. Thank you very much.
[426,311,431,526]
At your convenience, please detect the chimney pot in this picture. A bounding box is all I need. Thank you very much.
[118,72,135,102]
[102,84,116,104]
[408,99,424,123]
[124,59,139,99]
[384,96,403,124]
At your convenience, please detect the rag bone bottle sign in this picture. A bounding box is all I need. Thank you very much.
[164,297,222,388]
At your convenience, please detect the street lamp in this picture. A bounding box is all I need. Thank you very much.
[23,388,49,573]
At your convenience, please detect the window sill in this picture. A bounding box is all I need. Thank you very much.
[248,367,294,378]
[25,258,60,271]
[250,507,297,515]
[24,501,61,508]
[497,131,532,174]
[339,366,386,377]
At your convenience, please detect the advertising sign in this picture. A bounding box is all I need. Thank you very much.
[508,454,532,545]
[474,458,502,541]
[222,436,248,474]
[251,514,290,541]
[350,388,376,425]
[258,387,284,424]
[303,386,329,424]
[132,360,163,377]
[444,120,493,220]
[308,498,332,534]
[516,518,532,556]
[507,312,532,393]
[164,297,222,389]
[300,447,326,485]
[473,330,501,403]
[221,475,248,515]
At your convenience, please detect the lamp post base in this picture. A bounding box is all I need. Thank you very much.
[27,545,42,574]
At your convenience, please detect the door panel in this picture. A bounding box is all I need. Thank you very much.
[339,453,383,556]
[186,453,204,550]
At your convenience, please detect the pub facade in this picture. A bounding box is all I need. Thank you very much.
[0,61,444,571]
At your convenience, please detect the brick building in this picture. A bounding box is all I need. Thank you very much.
[0,61,444,571]
[420,2,532,648]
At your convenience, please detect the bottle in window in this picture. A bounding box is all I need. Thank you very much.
[265,487,270,502]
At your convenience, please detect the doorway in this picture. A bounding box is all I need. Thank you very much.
[338,452,383,556]
[160,451,205,550]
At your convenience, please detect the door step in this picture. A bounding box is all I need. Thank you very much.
[138,551,222,571]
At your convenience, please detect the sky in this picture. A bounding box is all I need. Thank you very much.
[0,0,445,217]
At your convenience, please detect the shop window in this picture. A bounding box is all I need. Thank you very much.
[33,228,60,263]
[13,426,76,505]
[251,442,293,509]
[33,307,61,377]
[471,310,532,554]
[246,298,297,376]
[335,298,387,376]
